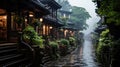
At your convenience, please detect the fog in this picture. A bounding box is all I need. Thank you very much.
[68,0,100,34]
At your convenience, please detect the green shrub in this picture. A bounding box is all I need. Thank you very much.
[32,36,44,48]
[49,41,59,49]
[23,25,37,41]
[69,37,75,42]
[22,25,44,48]
[49,41,60,60]
[60,39,70,47]
[96,29,120,67]
[69,37,76,46]
[96,29,112,67]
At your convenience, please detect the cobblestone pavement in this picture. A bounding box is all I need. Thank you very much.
[44,40,100,67]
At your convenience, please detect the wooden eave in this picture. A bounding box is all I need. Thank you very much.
[62,26,78,31]
[0,0,50,15]
[30,0,50,15]
[41,0,62,9]
[43,17,63,27]
[59,10,72,14]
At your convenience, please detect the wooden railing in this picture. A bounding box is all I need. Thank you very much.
[18,32,45,66]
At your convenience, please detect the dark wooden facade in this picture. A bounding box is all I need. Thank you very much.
[38,0,63,40]
[0,0,50,43]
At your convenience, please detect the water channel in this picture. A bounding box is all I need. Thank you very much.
[44,34,100,67]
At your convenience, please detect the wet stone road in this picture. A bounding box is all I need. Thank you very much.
[44,39,100,67]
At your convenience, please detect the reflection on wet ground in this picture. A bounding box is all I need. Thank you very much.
[82,40,99,67]
[44,38,100,67]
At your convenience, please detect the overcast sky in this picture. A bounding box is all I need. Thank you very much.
[68,0,100,33]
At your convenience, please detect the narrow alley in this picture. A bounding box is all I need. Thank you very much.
[44,34,100,67]
[0,0,120,67]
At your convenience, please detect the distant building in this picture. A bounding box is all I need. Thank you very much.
[56,0,77,38]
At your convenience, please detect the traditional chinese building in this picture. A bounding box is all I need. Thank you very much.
[0,0,63,66]
[38,0,63,40]
[0,0,50,43]
[56,0,76,38]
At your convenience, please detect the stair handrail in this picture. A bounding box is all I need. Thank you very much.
[20,40,34,52]
[18,32,35,63]
[18,32,34,50]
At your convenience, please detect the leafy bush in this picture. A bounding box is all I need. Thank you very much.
[69,37,76,42]
[49,41,60,60]
[23,25,36,41]
[32,36,44,48]
[49,41,59,49]
[96,29,120,67]
[96,40,111,62]
[69,37,76,46]
[22,25,44,48]
[96,29,112,67]
[60,39,70,47]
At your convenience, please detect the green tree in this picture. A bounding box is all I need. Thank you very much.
[93,0,120,39]
[70,6,91,30]
[93,0,120,67]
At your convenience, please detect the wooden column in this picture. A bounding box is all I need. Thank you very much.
[7,12,11,41]
[26,11,30,25]
[56,9,57,20]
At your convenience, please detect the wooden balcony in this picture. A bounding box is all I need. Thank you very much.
[43,15,63,27]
